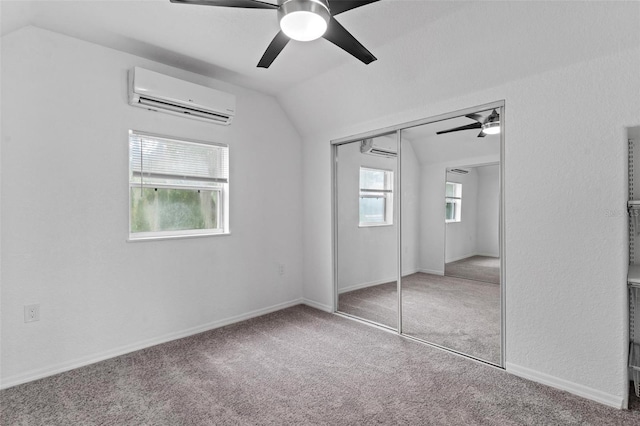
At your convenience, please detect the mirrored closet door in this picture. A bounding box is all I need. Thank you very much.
[400,109,502,365]
[335,134,398,329]
[334,102,504,366]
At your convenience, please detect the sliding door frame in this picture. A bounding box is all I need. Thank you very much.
[331,100,506,367]
[331,130,401,332]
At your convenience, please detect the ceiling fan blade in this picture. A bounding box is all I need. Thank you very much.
[169,0,278,9]
[486,109,500,122]
[329,0,380,16]
[465,113,484,123]
[257,31,290,68]
[436,123,482,135]
[322,17,376,64]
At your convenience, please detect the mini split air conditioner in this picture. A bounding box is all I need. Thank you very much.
[128,67,236,125]
[360,138,397,158]
[448,168,469,175]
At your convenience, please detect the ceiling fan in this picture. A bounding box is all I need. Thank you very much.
[170,0,379,68]
[436,109,501,138]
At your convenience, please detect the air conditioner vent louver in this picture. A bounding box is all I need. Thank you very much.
[360,138,397,158]
[137,96,232,124]
[128,67,236,125]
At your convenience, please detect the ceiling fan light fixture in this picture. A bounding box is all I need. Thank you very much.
[482,122,501,135]
[278,0,331,42]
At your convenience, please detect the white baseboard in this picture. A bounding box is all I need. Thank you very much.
[446,253,499,263]
[338,276,396,294]
[505,362,624,409]
[0,298,305,390]
[445,253,477,263]
[336,269,421,294]
[418,268,444,276]
[302,298,333,313]
[401,268,419,277]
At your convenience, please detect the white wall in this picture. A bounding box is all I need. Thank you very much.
[1,27,303,387]
[420,155,500,274]
[476,165,500,257]
[336,136,420,292]
[445,164,500,263]
[336,140,398,291]
[293,3,640,408]
[419,163,446,275]
[401,140,420,276]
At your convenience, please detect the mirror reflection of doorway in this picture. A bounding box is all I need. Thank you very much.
[444,164,500,285]
[400,109,502,365]
[333,102,504,367]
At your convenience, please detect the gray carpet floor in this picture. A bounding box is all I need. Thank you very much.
[339,273,500,364]
[338,280,398,329]
[445,255,500,284]
[2,305,638,425]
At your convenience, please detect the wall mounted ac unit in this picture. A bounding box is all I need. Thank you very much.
[447,168,469,175]
[128,67,236,125]
[360,138,397,158]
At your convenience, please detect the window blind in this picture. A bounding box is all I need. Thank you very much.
[130,131,228,189]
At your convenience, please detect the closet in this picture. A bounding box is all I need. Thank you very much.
[333,102,505,366]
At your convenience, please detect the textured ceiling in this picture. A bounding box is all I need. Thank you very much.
[2,1,637,138]
[0,0,467,96]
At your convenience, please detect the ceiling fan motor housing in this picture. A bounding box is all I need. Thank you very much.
[171,0,378,67]
[279,0,331,41]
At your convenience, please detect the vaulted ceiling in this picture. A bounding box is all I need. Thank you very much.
[0,0,465,95]
[2,1,636,137]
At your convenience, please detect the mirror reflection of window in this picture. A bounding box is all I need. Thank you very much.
[445,181,462,223]
[359,167,394,226]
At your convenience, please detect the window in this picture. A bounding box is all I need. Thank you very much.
[129,131,229,240]
[445,182,462,223]
[359,167,393,226]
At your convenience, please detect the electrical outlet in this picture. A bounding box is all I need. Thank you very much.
[24,304,40,323]
[278,263,285,276]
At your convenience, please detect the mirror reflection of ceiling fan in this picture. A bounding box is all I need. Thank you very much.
[436,109,501,138]
[170,0,379,68]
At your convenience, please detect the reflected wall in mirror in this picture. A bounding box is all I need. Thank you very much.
[400,108,502,365]
[445,165,500,285]
[336,134,398,329]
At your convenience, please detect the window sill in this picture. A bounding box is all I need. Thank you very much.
[127,232,231,242]
[359,223,394,228]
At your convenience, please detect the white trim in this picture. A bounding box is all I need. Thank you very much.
[331,100,505,146]
[336,269,423,294]
[418,268,445,276]
[401,268,420,277]
[446,253,500,263]
[445,253,478,263]
[127,231,231,242]
[505,362,624,409]
[338,276,396,294]
[302,298,333,313]
[358,223,393,228]
[0,298,304,390]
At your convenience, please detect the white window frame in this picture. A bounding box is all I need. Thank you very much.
[128,130,230,241]
[445,181,462,223]
[359,167,394,227]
